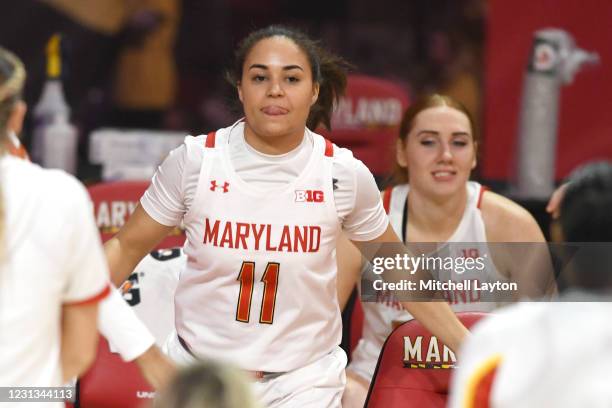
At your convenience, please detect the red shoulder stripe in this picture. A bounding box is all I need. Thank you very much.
[64,284,111,307]
[205,131,216,148]
[324,138,334,157]
[382,186,393,214]
[471,360,499,408]
[477,185,489,209]
[463,354,502,408]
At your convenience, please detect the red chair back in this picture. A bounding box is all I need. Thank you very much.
[366,312,488,407]
[87,181,185,248]
[78,338,154,408]
[350,297,364,354]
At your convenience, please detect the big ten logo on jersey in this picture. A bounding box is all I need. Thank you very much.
[403,335,456,369]
[295,190,324,203]
[120,272,142,306]
[96,200,138,235]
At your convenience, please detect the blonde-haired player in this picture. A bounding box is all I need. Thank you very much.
[0,48,175,392]
[0,47,109,404]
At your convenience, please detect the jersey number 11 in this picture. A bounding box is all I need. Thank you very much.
[236,261,280,324]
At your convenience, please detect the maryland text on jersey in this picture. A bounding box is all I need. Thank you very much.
[203,218,321,252]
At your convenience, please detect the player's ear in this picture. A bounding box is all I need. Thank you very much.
[311,82,319,106]
[396,138,408,168]
[237,81,244,104]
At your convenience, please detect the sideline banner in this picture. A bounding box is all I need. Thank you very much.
[319,74,409,177]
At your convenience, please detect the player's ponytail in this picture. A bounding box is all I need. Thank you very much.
[306,44,350,131]
[0,48,26,259]
[226,25,351,131]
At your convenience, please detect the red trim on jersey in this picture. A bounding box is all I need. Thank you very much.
[64,284,111,306]
[471,362,499,408]
[205,131,216,148]
[382,187,393,214]
[324,138,334,157]
[8,144,29,160]
[477,185,489,209]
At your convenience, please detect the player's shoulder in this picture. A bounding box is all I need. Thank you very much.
[479,189,543,242]
[183,133,208,149]
[4,156,86,198]
[325,140,374,182]
[180,125,236,165]
[328,141,357,165]
[480,302,544,330]
[183,123,236,150]
[467,303,547,351]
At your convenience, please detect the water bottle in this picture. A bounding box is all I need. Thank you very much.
[32,34,72,167]
[41,113,78,174]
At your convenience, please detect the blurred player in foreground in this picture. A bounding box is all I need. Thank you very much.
[0,47,108,402]
[155,360,261,408]
[1,46,175,391]
[449,161,612,408]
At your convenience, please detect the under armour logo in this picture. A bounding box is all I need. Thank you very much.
[210,180,230,193]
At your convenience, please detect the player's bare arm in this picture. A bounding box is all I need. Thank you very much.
[351,223,470,353]
[106,205,175,286]
[481,191,556,298]
[61,303,99,383]
[135,345,177,390]
[336,233,364,310]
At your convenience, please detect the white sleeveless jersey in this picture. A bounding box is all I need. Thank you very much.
[175,127,342,372]
[351,182,505,377]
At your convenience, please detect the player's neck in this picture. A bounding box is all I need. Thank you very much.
[243,123,305,155]
[406,188,467,242]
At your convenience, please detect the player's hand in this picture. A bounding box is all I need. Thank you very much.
[546,183,569,219]
[135,345,176,390]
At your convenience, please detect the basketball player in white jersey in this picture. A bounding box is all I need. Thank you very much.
[449,161,612,408]
[105,26,470,407]
[3,127,176,392]
[0,48,109,405]
[0,51,175,391]
[339,94,553,407]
